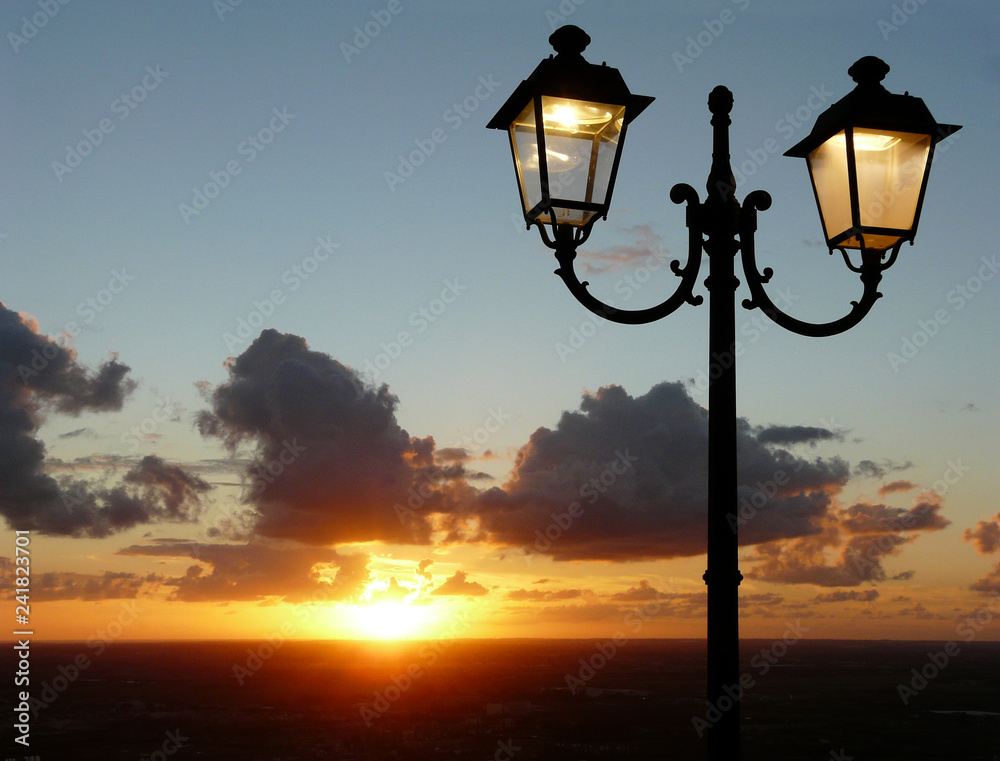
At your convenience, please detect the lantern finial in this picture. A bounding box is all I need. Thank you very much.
[549,25,591,57]
[848,56,890,88]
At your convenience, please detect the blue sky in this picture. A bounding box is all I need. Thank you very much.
[2,0,999,639]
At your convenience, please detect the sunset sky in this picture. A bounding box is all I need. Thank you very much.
[2,1,999,643]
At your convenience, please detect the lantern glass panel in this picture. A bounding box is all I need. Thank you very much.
[807,130,853,246]
[853,128,931,233]
[540,96,626,226]
[510,100,543,216]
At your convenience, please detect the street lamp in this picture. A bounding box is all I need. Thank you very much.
[488,25,960,761]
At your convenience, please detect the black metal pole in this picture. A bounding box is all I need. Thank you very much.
[702,85,742,761]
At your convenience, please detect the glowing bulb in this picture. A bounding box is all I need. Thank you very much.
[549,106,579,127]
[542,102,615,131]
[829,131,901,151]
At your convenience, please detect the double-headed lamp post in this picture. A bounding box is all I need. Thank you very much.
[488,25,959,761]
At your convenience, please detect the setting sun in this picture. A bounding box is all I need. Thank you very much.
[349,601,429,640]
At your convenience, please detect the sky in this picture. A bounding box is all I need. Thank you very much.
[1,0,999,643]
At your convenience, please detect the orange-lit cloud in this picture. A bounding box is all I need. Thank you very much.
[878,480,916,495]
[964,512,1000,593]
[746,498,949,587]
[964,512,1000,555]
[430,570,488,596]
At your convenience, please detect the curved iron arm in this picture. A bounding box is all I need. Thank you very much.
[738,190,902,338]
[543,184,704,325]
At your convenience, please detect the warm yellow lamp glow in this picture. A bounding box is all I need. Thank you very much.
[508,96,627,226]
[829,132,901,151]
[807,128,931,251]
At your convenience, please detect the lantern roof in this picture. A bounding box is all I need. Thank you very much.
[486,26,654,131]
[785,56,961,158]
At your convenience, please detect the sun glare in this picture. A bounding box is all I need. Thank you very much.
[349,601,427,640]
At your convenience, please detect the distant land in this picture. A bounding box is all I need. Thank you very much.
[3,639,999,760]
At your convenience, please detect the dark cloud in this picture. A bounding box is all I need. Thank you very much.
[0,562,157,601]
[196,330,476,546]
[434,447,470,463]
[430,570,488,596]
[58,427,98,439]
[0,306,136,414]
[118,541,370,603]
[964,513,1000,594]
[121,455,211,521]
[838,501,950,535]
[853,459,913,479]
[191,333,939,573]
[813,589,879,603]
[755,425,842,447]
[746,499,948,587]
[0,305,210,537]
[455,382,849,561]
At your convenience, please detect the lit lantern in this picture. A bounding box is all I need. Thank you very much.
[785,56,960,253]
[487,26,653,232]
